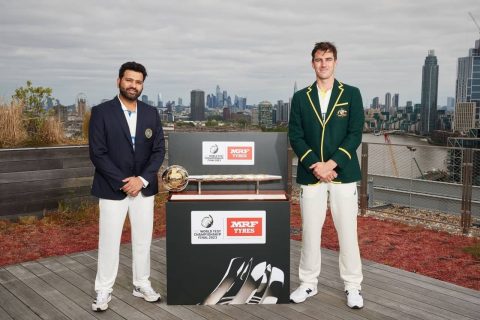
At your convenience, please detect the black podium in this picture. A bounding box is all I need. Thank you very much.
[166,133,290,305]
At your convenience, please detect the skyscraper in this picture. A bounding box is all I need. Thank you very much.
[223,90,228,107]
[371,97,380,109]
[447,97,455,109]
[420,50,439,135]
[455,39,480,130]
[258,101,273,128]
[216,85,222,108]
[157,93,163,108]
[392,93,399,110]
[385,92,392,111]
[277,100,290,123]
[190,89,205,121]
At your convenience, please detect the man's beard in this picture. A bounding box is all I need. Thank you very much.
[119,86,142,101]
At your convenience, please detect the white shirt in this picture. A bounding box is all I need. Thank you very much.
[316,84,332,120]
[118,95,148,188]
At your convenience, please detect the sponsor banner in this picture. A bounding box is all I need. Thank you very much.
[202,141,255,165]
[191,210,266,244]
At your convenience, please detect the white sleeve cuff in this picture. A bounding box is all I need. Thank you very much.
[138,176,149,188]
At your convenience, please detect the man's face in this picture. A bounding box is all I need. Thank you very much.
[311,50,337,81]
[117,70,144,101]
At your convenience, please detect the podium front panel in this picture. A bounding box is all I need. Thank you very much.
[166,200,290,305]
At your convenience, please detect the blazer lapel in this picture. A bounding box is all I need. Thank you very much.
[134,103,146,148]
[112,96,134,150]
[324,79,344,125]
[306,81,324,127]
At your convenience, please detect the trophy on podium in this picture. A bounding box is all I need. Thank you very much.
[161,165,282,195]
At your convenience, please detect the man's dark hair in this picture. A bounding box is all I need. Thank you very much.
[119,61,148,80]
[311,42,337,61]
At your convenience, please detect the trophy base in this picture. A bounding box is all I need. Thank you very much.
[169,190,287,201]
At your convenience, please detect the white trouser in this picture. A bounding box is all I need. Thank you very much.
[298,182,363,291]
[95,193,154,293]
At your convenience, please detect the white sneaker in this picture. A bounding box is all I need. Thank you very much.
[346,289,364,309]
[289,286,318,303]
[132,286,161,302]
[92,291,111,311]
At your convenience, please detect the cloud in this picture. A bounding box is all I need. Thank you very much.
[0,0,479,107]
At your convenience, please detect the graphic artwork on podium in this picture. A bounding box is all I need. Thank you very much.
[201,257,285,305]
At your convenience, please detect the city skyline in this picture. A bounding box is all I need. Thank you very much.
[0,1,479,107]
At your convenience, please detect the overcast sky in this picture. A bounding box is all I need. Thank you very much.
[0,0,479,108]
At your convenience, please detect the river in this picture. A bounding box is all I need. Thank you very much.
[293,133,451,179]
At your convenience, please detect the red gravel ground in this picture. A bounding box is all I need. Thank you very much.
[0,200,478,290]
[290,203,480,290]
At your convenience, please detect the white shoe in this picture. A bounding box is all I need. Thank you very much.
[346,289,364,309]
[289,286,317,303]
[133,286,161,302]
[92,291,111,311]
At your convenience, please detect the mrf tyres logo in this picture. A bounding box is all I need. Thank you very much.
[227,146,252,160]
[227,218,262,236]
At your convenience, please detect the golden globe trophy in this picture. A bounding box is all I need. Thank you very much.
[161,165,282,195]
[161,165,189,192]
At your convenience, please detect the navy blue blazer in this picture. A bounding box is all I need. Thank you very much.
[88,96,165,200]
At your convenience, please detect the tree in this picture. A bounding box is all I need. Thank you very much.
[11,81,60,144]
[12,80,52,119]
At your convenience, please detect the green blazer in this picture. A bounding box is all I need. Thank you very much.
[288,79,364,185]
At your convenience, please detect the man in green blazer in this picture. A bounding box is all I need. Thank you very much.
[288,42,364,309]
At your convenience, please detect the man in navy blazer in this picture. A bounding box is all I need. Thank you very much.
[89,62,165,311]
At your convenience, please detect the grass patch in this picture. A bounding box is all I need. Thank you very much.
[463,242,480,260]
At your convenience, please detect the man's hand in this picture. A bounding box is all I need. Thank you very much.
[121,176,144,197]
[309,160,338,182]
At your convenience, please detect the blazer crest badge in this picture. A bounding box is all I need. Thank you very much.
[145,128,153,139]
[337,108,348,117]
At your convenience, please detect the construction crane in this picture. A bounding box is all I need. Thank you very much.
[469,12,480,34]
[383,132,399,177]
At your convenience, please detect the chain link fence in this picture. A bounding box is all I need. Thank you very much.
[358,142,480,234]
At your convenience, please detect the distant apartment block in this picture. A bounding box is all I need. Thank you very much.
[454,102,476,132]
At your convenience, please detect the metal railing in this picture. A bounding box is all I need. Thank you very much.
[357,142,479,234]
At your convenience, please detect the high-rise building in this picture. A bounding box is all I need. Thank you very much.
[392,93,399,110]
[447,97,455,109]
[384,92,392,111]
[455,39,480,129]
[157,93,163,108]
[142,94,149,104]
[371,97,380,109]
[294,81,298,94]
[258,101,273,128]
[223,90,228,107]
[277,100,290,123]
[190,89,205,121]
[178,98,183,106]
[206,94,213,108]
[420,50,439,135]
[251,107,259,125]
[216,85,222,108]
